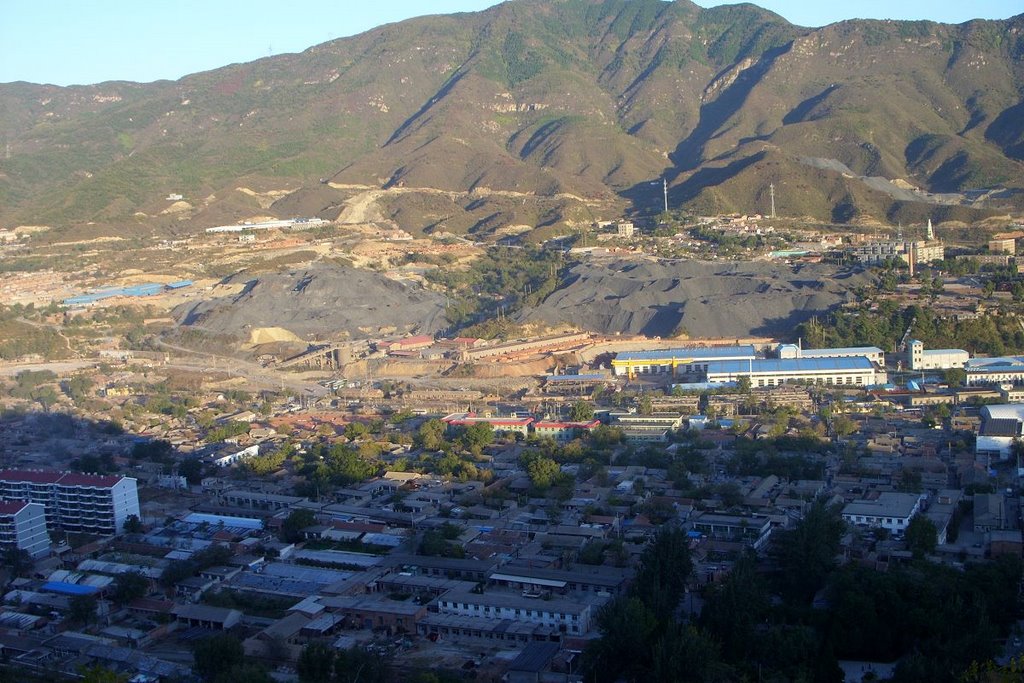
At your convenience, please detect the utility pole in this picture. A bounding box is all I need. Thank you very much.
[769,183,776,219]
[663,178,669,215]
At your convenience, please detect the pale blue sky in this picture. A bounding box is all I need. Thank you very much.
[2,1,1019,86]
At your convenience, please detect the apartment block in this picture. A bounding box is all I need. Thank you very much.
[0,470,140,536]
[0,501,50,558]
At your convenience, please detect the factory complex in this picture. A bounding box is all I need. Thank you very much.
[611,343,889,387]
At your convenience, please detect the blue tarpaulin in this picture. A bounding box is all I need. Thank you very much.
[41,581,98,595]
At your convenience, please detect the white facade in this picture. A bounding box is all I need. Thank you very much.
[704,357,886,387]
[841,493,923,534]
[0,470,140,536]
[437,590,592,635]
[0,501,50,558]
[210,444,260,468]
[966,356,1024,386]
[778,345,885,365]
[976,404,1024,461]
[907,340,969,371]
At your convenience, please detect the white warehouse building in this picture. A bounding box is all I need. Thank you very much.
[976,404,1024,461]
[704,357,887,388]
[966,356,1024,386]
[907,340,969,371]
[777,344,885,366]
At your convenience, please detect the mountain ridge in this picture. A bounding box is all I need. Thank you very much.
[1,0,1022,239]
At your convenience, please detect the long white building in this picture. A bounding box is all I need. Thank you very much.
[777,344,885,366]
[0,470,140,536]
[966,356,1024,386]
[436,589,595,635]
[0,501,50,558]
[704,357,887,387]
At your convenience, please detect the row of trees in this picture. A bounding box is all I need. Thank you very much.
[585,501,1023,682]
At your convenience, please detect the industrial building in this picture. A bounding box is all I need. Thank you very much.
[906,340,969,371]
[976,404,1024,461]
[611,345,756,378]
[703,357,887,387]
[0,501,50,558]
[0,470,140,536]
[966,356,1024,386]
[777,344,885,365]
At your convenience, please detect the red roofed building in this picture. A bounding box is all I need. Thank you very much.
[442,413,534,437]
[532,419,601,442]
[384,335,435,353]
[0,469,140,537]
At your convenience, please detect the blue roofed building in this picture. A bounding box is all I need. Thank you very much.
[611,345,756,377]
[704,357,887,388]
[966,356,1024,386]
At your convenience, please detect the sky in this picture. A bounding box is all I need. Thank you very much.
[2,0,1020,86]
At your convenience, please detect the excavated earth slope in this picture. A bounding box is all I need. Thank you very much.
[522,259,873,339]
[175,264,449,341]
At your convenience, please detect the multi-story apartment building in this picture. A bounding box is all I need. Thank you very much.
[0,470,140,536]
[0,500,50,558]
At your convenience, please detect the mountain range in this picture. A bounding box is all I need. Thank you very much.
[2,0,1023,240]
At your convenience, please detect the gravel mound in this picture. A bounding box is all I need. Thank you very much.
[176,265,449,340]
[521,259,872,338]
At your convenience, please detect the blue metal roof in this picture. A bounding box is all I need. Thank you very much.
[41,581,98,596]
[706,357,873,374]
[966,356,1024,370]
[615,345,756,363]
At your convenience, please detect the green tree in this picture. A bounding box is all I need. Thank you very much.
[737,375,752,394]
[462,422,495,450]
[334,646,389,683]
[214,663,273,683]
[632,527,693,622]
[770,500,845,603]
[192,633,244,681]
[416,419,447,450]
[178,457,204,485]
[280,508,316,543]
[111,571,149,604]
[69,593,98,624]
[78,665,128,683]
[131,439,173,462]
[569,400,595,421]
[62,375,94,402]
[904,514,938,558]
[943,367,967,387]
[524,452,561,489]
[832,414,857,438]
[2,547,32,577]
[122,514,143,534]
[297,641,335,682]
